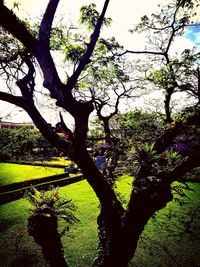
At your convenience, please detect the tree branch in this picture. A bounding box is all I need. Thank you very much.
[24,102,71,152]
[164,4,182,55]
[0,3,37,51]
[0,91,28,108]
[38,0,60,47]
[65,0,110,91]
[116,50,164,57]
[159,149,200,183]
[0,91,71,152]
[16,55,35,99]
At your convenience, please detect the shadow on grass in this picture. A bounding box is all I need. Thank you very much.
[10,252,45,267]
[0,217,22,233]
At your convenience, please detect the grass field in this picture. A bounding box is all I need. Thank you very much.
[0,163,65,186]
[0,174,199,267]
[0,179,100,267]
[132,182,200,267]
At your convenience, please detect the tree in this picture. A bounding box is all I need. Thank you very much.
[0,126,60,161]
[0,1,200,266]
[122,0,200,122]
[175,49,200,102]
[119,109,163,144]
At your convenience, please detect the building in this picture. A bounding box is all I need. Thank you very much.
[0,121,34,129]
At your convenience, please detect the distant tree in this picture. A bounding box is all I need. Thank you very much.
[0,1,200,266]
[0,127,60,161]
[175,49,200,102]
[119,109,163,144]
[123,0,200,122]
[105,110,164,176]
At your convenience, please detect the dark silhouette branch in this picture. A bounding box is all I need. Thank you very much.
[158,148,200,183]
[24,103,71,152]
[0,3,37,51]
[116,50,164,57]
[65,0,110,91]
[0,91,28,108]
[16,55,35,99]
[164,4,183,55]
[38,0,60,47]
[0,91,70,153]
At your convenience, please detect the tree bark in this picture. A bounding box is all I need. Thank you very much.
[197,67,200,104]
[28,214,68,267]
[164,89,173,123]
[93,177,173,267]
[71,143,122,207]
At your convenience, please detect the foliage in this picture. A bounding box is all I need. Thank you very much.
[25,186,79,225]
[171,182,191,205]
[147,65,176,89]
[79,4,112,31]
[128,0,200,121]
[0,127,60,161]
[175,104,200,123]
[95,110,165,177]
[119,109,164,144]
[158,50,200,100]
[116,105,200,180]
[142,142,156,156]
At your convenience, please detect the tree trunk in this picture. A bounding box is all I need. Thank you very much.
[72,142,173,267]
[71,144,130,266]
[28,214,68,267]
[92,205,127,267]
[93,178,173,267]
[164,89,173,123]
[197,67,200,104]
[71,142,122,206]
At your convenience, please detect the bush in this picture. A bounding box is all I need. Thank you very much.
[0,127,61,162]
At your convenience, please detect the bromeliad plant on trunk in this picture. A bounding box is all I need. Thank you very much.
[0,0,200,266]
[25,186,79,267]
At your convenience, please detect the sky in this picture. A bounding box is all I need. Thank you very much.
[185,26,200,46]
[4,0,164,49]
[1,0,200,123]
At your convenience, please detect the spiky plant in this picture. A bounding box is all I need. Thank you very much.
[25,185,79,224]
[25,186,79,267]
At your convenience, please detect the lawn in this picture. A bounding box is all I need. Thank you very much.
[0,176,199,267]
[0,179,100,267]
[0,163,65,186]
[132,182,200,267]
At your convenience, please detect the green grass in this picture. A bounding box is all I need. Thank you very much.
[59,181,100,266]
[0,177,199,267]
[0,179,100,267]
[0,163,64,186]
[131,182,200,267]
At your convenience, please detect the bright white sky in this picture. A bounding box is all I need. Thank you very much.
[1,0,200,123]
[4,0,165,49]
[5,0,199,49]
